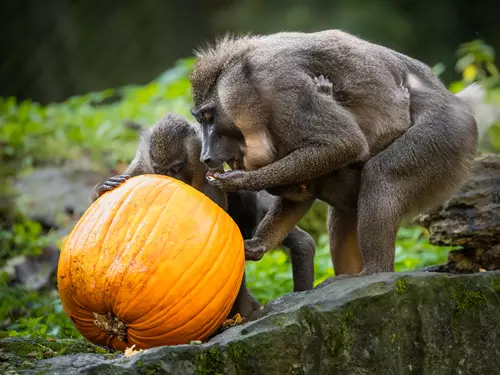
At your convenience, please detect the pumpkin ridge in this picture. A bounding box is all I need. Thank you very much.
[164,256,242,340]
[64,196,105,311]
[132,205,226,330]
[133,244,242,342]
[114,184,192,320]
[174,227,244,340]
[108,182,177,316]
[135,208,242,338]
[100,177,160,311]
[88,178,149,310]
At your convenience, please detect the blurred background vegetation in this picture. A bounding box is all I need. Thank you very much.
[1,0,500,340]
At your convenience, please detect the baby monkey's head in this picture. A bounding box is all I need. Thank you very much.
[146,114,207,190]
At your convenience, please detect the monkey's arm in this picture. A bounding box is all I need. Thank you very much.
[210,142,365,192]
[90,132,153,202]
[244,196,314,261]
[210,98,368,192]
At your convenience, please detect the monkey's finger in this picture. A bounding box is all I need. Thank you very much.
[107,175,130,183]
[102,181,123,189]
[206,176,221,186]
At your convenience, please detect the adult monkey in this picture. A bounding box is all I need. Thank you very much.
[189,30,482,276]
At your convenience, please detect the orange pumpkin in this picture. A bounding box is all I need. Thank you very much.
[57,174,245,350]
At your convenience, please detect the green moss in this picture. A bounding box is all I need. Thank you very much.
[104,353,119,360]
[144,363,164,375]
[0,337,111,359]
[270,315,284,327]
[344,311,354,324]
[226,342,248,363]
[395,278,408,295]
[391,333,397,344]
[195,347,224,375]
[137,359,143,368]
[492,278,500,292]
[325,308,355,355]
[453,287,487,315]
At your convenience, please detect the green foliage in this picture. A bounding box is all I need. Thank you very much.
[446,40,500,153]
[0,218,56,268]
[0,58,196,171]
[0,283,81,339]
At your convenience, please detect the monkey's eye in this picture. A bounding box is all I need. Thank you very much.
[170,166,182,175]
[201,109,213,124]
[191,106,214,125]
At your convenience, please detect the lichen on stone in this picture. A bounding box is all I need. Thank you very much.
[452,287,487,315]
[395,278,408,295]
[196,347,224,375]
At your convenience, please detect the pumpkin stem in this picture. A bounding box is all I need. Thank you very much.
[93,312,127,341]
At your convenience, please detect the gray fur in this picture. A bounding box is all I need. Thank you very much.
[190,29,481,275]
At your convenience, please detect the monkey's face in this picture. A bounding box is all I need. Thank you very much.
[149,141,192,184]
[147,121,201,187]
[191,64,276,172]
[191,103,245,171]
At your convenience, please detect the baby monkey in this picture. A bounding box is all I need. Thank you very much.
[91,114,316,318]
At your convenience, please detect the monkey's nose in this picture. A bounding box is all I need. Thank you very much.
[202,157,221,169]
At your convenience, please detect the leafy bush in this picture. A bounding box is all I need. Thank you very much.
[0,219,56,268]
[444,40,500,152]
[0,58,196,172]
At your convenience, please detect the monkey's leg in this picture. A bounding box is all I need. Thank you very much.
[245,197,315,261]
[228,272,260,318]
[357,101,477,275]
[282,227,316,291]
[327,206,363,275]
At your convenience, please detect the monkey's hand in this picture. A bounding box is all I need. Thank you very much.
[244,238,268,261]
[91,175,131,202]
[314,75,333,96]
[206,170,251,192]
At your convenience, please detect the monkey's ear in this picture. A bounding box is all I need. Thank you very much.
[241,58,255,84]
[241,58,267,103]
[240,58,275,118]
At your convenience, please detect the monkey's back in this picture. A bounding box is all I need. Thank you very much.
[247,30,424,154]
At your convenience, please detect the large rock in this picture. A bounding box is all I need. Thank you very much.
[416,153,500,273]
[2,271,500,375]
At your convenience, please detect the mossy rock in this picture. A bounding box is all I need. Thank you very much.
[3,271,500,375]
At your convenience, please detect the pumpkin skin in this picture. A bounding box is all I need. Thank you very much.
[57,174,245,350]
